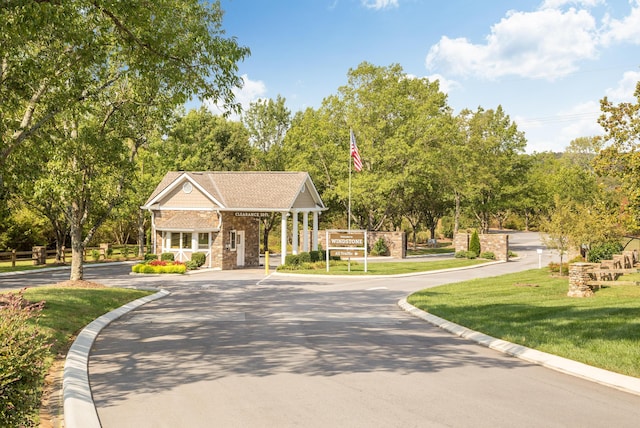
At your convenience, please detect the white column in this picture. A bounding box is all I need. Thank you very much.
[302,211,309,252]
[292,211,299,255]
[312,211,319,251]
[281,212,288,265]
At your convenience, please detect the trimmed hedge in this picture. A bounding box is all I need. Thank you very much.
[132,263,186,274]
[160,252,175,261]
[191,252,206,267]
[469,230,481,257]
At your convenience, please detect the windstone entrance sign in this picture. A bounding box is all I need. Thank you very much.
[326,230,367,272]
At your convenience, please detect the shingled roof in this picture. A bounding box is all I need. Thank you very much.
[143,171,325,212]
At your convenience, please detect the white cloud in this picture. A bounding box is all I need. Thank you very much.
[426,8,599,81]
[361,0,398,10]
[601,0,640,46]
[540,0,604,9]
[517,101,603,153]
[556,101,603,143]
[605,70,640,101]
[203,74,267,119]
[425,74,461,94]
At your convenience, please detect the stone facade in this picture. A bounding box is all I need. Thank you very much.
[219,213,260,270]
[454,232,510,261]
[152,211,259,270]
[567,250,638,296]
[568,263,596,297]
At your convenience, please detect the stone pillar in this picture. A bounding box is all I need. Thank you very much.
[100,243,111,260]
[312,212,319,251]
[302,211,309,252]
[568,263,596,297]
[281,213,288,265]
[32,246,47,265]
[291,211,299,255]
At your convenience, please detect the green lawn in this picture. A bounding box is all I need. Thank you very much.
[1,285,153,425]
[406,247,455,256]
[21,286,154,355]
[407,269,640,377]
[280,258,489,275]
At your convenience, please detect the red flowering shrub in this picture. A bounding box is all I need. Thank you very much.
[148,260,167,266]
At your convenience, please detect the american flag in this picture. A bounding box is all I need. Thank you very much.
[350,129,363,172]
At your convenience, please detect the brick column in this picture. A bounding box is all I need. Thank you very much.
[568,263,596,297]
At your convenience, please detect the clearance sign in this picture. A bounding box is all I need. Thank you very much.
[326,230,367,272]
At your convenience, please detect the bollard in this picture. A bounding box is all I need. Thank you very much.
[265,251,269,275]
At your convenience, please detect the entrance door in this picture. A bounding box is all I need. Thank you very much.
[236,230,245,267]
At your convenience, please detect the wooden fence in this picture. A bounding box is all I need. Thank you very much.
[0,245,146,267]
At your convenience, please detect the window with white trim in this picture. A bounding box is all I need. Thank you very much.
[198,232,209,249]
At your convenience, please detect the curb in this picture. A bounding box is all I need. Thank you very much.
[398,298,640,397]
[63,289,171,428]
[272,260,505,279]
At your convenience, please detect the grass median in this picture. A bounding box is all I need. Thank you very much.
[278,258,489,275]
[407,268,640,378]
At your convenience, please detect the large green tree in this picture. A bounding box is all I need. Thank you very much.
[154,107,253,172]
[595,81,640,233]
[286,62,452,231]
[1,1,249,279]
[241,95,292,251]
[456,106,527,233]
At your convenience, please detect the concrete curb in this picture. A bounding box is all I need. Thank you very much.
[272,260,505,279]
[398,298,640,397]
[63,289,171,428]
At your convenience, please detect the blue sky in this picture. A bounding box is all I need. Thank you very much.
[209,0,640,153]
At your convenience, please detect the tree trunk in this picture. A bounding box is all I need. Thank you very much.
[137,209,146,256]
[454,192,461,235]
[69,209,84,280]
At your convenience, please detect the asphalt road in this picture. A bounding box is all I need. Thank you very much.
[4,232,640,427]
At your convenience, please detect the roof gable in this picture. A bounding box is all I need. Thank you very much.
[143,171,325,212]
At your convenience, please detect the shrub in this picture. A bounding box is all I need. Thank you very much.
[106,248,114,258]
[122,245,130,259]
[298,252,311,263]
[309,250,321,262]
[285,254,300,266]
[465,250,477,259]
[569,255,585,263]
[0,289,52,427]
[588,241,624,263]
[455,251,468,258]
[91,249,100,261]
[548,262,569,275]
[185,260,199,270]
[191,252,206,267]
[144,253,157,262]
[469,230,481,257]
[480,251,495,260]
[160,252,174,262]
[148,260,167,266]
[132,262,186,274]
[371,238,389,256]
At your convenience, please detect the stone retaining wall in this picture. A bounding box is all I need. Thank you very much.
[318,231,406,259]
[454,233,510,261]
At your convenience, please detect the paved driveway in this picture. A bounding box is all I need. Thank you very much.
[83,232,640,427]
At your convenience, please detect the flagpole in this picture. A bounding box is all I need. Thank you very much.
[348,128,352,232]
